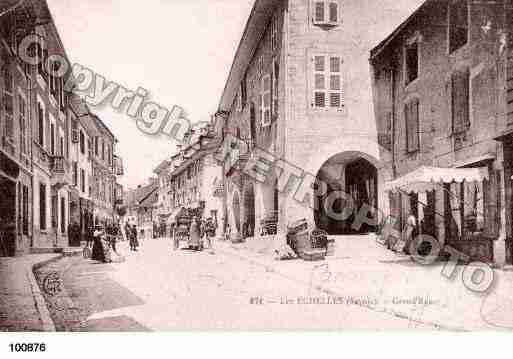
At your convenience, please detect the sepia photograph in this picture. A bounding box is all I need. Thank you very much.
[1,0,513,355]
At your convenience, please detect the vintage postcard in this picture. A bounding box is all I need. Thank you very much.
[1,0,513,344]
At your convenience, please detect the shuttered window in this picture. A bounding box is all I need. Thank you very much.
[272,58,279,118]
[261,74,271,127]
[313,55,344,109]
[405,98,420,153]
[315,2,325,23]
[38,102,44,146]
[3,68,13,139]
[313,1,340,25]
[451,69,470,134]
[18,94,27,154]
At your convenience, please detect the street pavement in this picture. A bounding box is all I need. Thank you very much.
[26,234,513,331]
[32,237,442,331]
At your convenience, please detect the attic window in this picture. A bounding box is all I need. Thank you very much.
[449,0,468,53]
[313,1,341,27]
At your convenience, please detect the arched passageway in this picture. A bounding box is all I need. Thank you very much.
[232,192,241,233]
[242,183,255,239]
[315,153,378,235]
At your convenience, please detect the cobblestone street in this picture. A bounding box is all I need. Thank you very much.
[32,238,442,331]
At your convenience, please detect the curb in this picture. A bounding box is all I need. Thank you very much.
[27,254,64,332]
[216,244,466,332]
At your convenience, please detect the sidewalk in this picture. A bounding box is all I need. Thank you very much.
[0,254,62,331]
[214,235,513,331]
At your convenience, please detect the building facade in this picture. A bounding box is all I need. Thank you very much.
[0,0,123,256]
[370,0,512,263]
[154,124,224,235]
[90,113,119,227]
[216,0,389,241]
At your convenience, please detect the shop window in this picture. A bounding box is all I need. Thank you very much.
[449,0,468,53]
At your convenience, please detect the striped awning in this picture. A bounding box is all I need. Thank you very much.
[384,166,489,193]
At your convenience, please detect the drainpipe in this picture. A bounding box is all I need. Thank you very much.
[391,67,397,179]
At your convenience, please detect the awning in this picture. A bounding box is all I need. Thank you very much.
[384,166,489,193]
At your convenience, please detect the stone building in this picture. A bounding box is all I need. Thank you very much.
[154,124,224,234]
[89,113,119,227]
[216,0,390,241]
[370,0,512,264]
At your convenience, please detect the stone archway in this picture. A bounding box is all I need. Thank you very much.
[232,191,241,233]
[314,152,380,235]
[242,183,256,239]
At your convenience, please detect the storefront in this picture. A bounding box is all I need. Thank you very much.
[0,152,19,257]
[385,166,495,262]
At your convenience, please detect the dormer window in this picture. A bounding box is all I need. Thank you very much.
[313,1,341,27]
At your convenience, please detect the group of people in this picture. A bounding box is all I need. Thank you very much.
[86,223,123,263]
[176,216,217,251]
[124,223,140,251]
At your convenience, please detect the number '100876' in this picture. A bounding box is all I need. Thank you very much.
[9,343,46,352]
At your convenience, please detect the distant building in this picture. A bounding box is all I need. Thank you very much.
[153,123,224,234]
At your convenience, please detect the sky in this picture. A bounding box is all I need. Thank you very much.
[46,0,425,190]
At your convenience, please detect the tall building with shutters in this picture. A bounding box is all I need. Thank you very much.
[215,0,390,241]
[370,0,513,264]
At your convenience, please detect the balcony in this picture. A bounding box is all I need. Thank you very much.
[50,156,71,189]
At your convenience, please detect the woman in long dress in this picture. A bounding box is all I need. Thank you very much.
[91,226,105,262]
[188,217,202,251]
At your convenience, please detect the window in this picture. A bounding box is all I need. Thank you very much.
[50,123,55,155]
[101,140,105,161]
[60,136,64,156]
[451,69,470,134]
[3,67,13,138]
[22,185,29,235]
[39,183,47,230]
[241,74,248,109]
[313,55,344,109]
[37,41,48,80]
[80,169,85,194]
[94,136,99,156]
[18,94,27,154]
[271,15,279,51]
[272,58,280,118]
[73,162,78,186]
[261,74,271,126]
[405,98,420,153]
[449,0,468,53]
[405,41,419,84]
[313,1,340,26]
[60,196,65,234]
[80,131,85,154]
[37,102,44,146]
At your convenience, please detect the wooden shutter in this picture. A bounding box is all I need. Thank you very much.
[451,69,470,134]
[314,1,325,23]
[405,99,419,152]
[329,2,338,22]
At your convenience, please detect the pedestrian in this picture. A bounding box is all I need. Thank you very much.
[130,224,139,251]
[204,217,215,249]
[91,225,106,262]
[189,217,202,251]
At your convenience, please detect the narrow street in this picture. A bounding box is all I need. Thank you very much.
[34,238,435,331]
